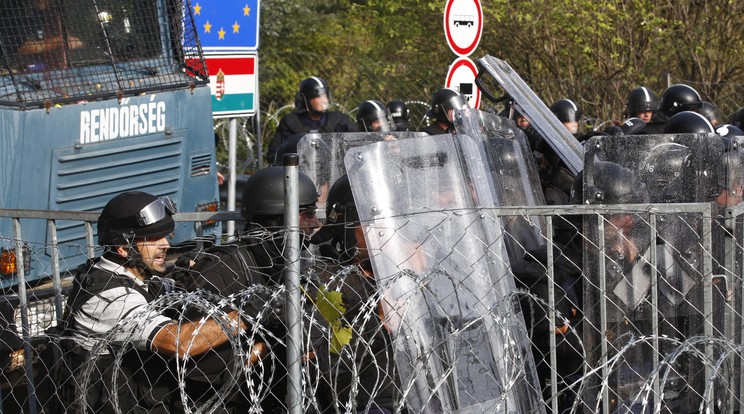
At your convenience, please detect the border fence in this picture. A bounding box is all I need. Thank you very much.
[1,196,744,413]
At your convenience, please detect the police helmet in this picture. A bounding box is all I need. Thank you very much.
[731,107,744,130]
[625,87,659,117]
[716,124,744,138]
[698,101,721,126]
[98,192,176,246]
[550,99,582,123]
[356,100,394,132]
[663,111,715,134]
[298,76,331,113]
[387,100,410,131]
[585,161,649,205]
[430,88,468,123]
[658,84,703,117]
[241,166,319,221]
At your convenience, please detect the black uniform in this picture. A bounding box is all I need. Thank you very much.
[314,264,401,414]
[178,227,288,413]
[267,111,358,163]
[421,123,450,135]
[513,232,584,414]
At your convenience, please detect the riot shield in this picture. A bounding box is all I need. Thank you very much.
[475,55,583,175]
[581,133,730,413]
[295,131,425,217]
[454,108,547,273]
[344,134,545,414]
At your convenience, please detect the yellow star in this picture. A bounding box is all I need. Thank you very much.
[193,3,201,14]
[232,21,240,33]
[204,21,212,33]
[218,28,226,40]
[243,4,250,16]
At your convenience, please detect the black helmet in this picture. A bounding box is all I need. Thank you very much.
[386,100,410,131]
[663,111,715,134]
[310,175,362,261]
[430,88,468,123]
[241,166,318,221]
[658,84,703,117]
[356,100,394,132]
[625,87,659,117]
[549,99,582,123]
[698,101,721,126]
[716,124,744,138]
[297,76,331,113]
[98,192,176,246]
[584,161,649,205]
[730,107,744,129]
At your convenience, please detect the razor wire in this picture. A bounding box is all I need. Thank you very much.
[1,205,744,413]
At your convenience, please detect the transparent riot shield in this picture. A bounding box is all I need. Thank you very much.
[581,133,730,413]
[454,108,546,273]
[295,131,425,218]
[475,55,583,175]
[344,134,545,414]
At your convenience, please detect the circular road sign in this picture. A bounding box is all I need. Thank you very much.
[443,0,483,57]
[445,56,480,109]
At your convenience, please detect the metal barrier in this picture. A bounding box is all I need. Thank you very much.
[0,202,742,413]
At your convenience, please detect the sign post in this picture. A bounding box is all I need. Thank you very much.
[187,0,262,236]
[443,0,482,109]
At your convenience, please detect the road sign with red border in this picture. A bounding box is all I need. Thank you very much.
[445,57,480,109]
[443,0,483,57]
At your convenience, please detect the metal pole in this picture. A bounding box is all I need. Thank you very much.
[255,54,263,169]
[227,118,237,240]
[14,219,38,414]
[283,153,302,414]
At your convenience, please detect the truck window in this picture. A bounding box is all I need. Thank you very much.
[0,0,208,108]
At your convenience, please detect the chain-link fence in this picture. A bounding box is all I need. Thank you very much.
[1,201,744,413]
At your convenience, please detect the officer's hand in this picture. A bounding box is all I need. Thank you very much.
[233,286,284,330]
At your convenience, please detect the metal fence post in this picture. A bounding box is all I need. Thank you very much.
[283,153,303,414]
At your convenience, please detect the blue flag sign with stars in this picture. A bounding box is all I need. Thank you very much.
[190,0,260,51]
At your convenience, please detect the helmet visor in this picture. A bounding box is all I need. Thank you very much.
[137,197,176,226]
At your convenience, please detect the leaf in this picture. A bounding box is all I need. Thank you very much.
[315,285,346,322]
[330,325,353,355]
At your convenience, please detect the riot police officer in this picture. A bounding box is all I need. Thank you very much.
[642,84,704,134]
[422,88,469,135]
[267,77,358,163]
[182,166,321,412]
[624,86,659,123]
[387,99,410,131]
[549,98,584,139]
[311,175,402,413]
[356,100,395,132]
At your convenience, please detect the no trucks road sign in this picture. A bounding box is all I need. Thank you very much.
[445,57,481,109]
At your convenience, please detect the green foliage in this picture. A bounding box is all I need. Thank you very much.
[241,0,743,162]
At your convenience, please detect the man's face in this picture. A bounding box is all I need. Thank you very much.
[563,121,580,135]
[134,236,170,273]
[636,110,653,123]
[299,206,321,237]
[309,94,330,113]
[516,115,530,129]
[605,214,642,266]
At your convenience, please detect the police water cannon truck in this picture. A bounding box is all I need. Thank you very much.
[0,0,221,392]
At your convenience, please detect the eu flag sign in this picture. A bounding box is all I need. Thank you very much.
[189,0,260,51]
